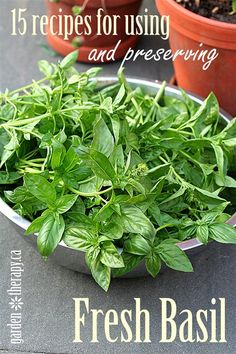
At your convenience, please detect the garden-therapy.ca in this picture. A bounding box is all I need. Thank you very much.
[11,8,218,69]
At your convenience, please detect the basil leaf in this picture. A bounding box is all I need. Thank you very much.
[194,187,226,206]
[87,256,111,292]
[54,194,78,214]
[51,139,66,170]
[112,253,144,278]
[196,224,209,244]
[63,227,95,252]
[211,143,224,180]
[127,178,146,195]
[38,60,54,77]
[63,147,79,172]
[119,205,155,239]
[0,172,21,184]
[124,234,151,256]
[209,223,236,244]
[100,97,113,114]
[192,93,219,134]
[113,84,126,106]
[223,138,236,147]
[145,253,162,278]
[24,174,56,205]
[37,212,65,257]
[157,241,193,272]
[100,242,124,268]
[92,118,114,157]
[101,222,123,240]
[86,149,116,181]
[60,50,78,69]
[215,174,236,188]
[25,210,51,235]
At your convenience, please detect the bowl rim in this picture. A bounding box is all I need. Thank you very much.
[0,76,235,253]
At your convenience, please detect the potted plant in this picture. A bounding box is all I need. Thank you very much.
[156,0,236,116]
[46,0,143,63]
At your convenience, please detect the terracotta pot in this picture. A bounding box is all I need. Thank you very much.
[156,0,236,116]
[46,0,142,63]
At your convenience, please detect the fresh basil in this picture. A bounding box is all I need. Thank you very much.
[156,241,194,273]
[24,174,56,206]
[0,51,235,290]
[209,223,236,244]
[37,212,65,257]
[124,234,152,256]
[145,253,162,278]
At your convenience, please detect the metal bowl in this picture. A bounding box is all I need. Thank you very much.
[0,77,236,277]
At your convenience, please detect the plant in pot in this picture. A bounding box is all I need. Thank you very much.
[156,0,236,116]
[46,0,143,63]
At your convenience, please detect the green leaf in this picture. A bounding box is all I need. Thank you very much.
[194,187,226,206]
[87,255,111,292]
[110,145,124,170]
[101,221,123,240]
[51,139,66,170]
[63,227,95,252]
[209,223,236,244]
[145,253,161,278]
[157,241,193,272]
[196,224,209,244]
[127,178,146,195]
[119,205,155,239]
[113,84,126,106]
[223,138,236,147]
[86,67,102,78]
[211,143,224,180]
[100,97,113,114]
[0,131,19,167]
[25,210,51,235]
[111,118,120,144]
[88,149,116,181]
[0,172,21,184]
[100,242,124,268]
[124,234,151,256]
[181,88,197,116]
[37,212,65,257]
[215,174,236,188]
[60,50,78,69]
[112,253,144,277]
[92,118,114,157]
[54,194,78,214]
[63,147,79,172]
[160,186,186,205]
[38,60,54,77]
[191,93,219,134]
[24,174,56,205]
[202,211,222,224]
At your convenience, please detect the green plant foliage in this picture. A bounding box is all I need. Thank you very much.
[0,51,236,290]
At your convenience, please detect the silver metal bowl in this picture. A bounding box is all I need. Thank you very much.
[0,77,236,277]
